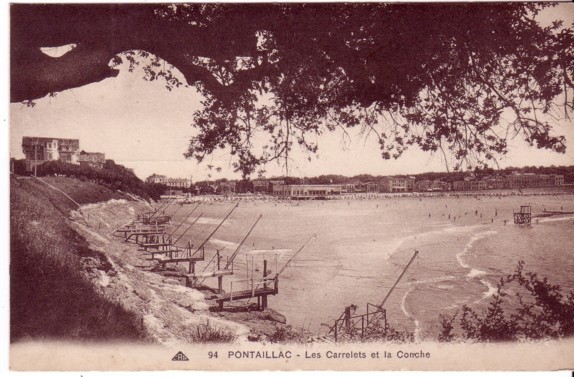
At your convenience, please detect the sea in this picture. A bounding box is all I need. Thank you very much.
[167,190,574,340]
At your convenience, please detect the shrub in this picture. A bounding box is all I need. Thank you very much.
[34,160,164,200]
[438,261,574,342]
[437,313,457,342]
[268,325,303,343]
[191,320,236,343]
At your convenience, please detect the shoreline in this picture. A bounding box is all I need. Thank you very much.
[389,207,574,340]
[71,189,574,344]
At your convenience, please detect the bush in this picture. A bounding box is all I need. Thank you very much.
[34,160,164,200]
[268,325,303,343]
[438,261,574,342]
[191,320,236,343]
[10,158,28,175]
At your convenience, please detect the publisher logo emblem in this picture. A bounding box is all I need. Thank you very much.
[172,351,189,361]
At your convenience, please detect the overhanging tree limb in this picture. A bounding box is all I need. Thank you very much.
[10,3,574,175]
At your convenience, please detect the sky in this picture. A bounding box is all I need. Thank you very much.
[7,3,574,182]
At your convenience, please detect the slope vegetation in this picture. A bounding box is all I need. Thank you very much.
[10,176,145,342]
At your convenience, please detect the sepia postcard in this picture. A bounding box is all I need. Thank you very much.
[6,2,574,373]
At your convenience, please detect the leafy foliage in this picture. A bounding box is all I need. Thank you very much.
[439,261,574,342]
[268,325,303,344]
[438,313,457,343]
[191,320,236,343]
[12,4,574,177]
[175,3,574,176]
[34,160,164,200]
[10,158,28,175]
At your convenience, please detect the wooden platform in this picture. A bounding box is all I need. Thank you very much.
[115,225,166,242]
[215,277,278,310]
[149,245,202,260]
[156,255,204,264]
[149,248,178,259]
[116,224,165,234]
[152,246,205,274]
[159,269,233,289]
[125,231,166,242]
[217,286,277,301]
[141,242,172,251]
[160,269,233,279]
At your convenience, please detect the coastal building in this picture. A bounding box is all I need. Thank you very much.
[506,173,538,188]
[273,184,343,198]
[268,179,285,193]
[343,182,357,193]
[482,175,506,190]
[453,180,487,191]
[146,174,168,185]
[22,136,80,172]
[451,172,566,191]
[22,136,79,170]
[365,181,380,193]
[21,137,109,172]
[414,180,431,192]
[252,179,270,193]
[378,176,415,193]
[166,178,192,189]
[146,174,192,189]
[415,180,451,192]
[219,181,237,194]
[342,181,378,193]
[77,150,105,169]
[506,172,565,188]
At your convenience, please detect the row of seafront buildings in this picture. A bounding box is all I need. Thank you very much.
[218,173,565,199]
[161,172,565,199]
[21,137,564,198]
[452,173,564,191]
[266,177,417,197]
[21,137,106,171]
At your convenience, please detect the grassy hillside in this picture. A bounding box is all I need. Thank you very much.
[10,176,145,342]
